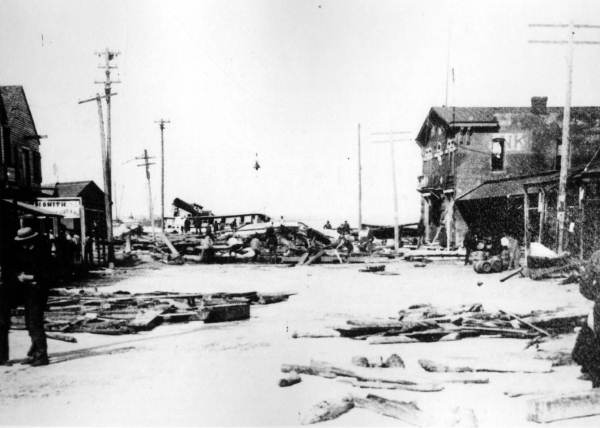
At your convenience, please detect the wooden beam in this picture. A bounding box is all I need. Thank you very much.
[527,390,600,423]
[523,185,530,262]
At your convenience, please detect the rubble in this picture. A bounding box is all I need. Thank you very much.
[331,303,587,343]
[10,288,295,336]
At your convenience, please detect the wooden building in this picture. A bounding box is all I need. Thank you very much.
[415,97,600,251]
[0,86,45,272]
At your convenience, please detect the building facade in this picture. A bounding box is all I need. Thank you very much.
[0,86,43,200]
[415,97,600,249]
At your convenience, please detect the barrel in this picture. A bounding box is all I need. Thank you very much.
[474,260,492,274]
[490,256,503,273]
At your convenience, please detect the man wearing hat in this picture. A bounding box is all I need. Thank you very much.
[13,226,53,366]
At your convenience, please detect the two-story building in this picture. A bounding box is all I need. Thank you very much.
[0,86,47,271]
[0,86,43,199]
[415,97,600,255]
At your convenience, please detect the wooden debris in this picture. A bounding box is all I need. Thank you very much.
[498,309,551,337]
[201,303,250,323]
[299,396,354,425]
[128,310,163,331]
[419,358,553,373]
[281,361,444,392]
[279,371,301,387]
[292,330,339,339]
[383,353,405,368]
[368,335,418,345]
[339,378,444,393]
[352,356,370,367]
[527,390,600,423]
[352,394,426,426]
[46,332,77,343]
[500,268,523,282]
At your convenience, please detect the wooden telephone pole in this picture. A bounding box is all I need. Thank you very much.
[79,91,117,266]
[529,23,600,253]
[155,119,170,232]
[371,130,412,253]
[357,123,362,229]
[92,48,120,265]
[136,149,156,242]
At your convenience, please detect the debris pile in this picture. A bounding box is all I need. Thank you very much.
[11,289,295,336]
[332,303,586,344]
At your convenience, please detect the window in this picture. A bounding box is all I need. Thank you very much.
[33,151,41,184]
[491,138,505,171]
[2,126,11,165]
[22,149,31,186]
[555,139,562,170]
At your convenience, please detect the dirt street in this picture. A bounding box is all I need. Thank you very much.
[0,261,598,427]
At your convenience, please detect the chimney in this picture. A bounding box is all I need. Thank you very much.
[531,96,548,115]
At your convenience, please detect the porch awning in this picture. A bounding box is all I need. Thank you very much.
[1,199,63,217]
[456,172,559,202]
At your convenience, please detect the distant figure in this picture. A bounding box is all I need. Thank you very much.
[417,220,425,247]
[463,229,477,265]
[342,220,351,234]
[501,234,521,270]
[249,235,262,262]
[573,251,600,387]
[200,231,215,263]
[323,220,332,230]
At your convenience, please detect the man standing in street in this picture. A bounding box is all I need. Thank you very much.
[13,226,53,366]
[573,250,600,387]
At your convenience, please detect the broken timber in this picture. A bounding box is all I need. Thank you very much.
[527,390,600,423]
[299,396,354,425]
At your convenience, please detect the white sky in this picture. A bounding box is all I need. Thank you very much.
[2,0,600,227]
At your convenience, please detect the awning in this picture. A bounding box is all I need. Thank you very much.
[456,172,560,202]
[1,199,63,217]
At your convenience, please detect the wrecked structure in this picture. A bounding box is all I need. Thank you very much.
[416,97,600,256]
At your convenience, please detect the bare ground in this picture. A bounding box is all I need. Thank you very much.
[0,260,598,427]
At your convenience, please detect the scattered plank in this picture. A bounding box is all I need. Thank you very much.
[279,371,302,387]
[498,309,551,337]
[352,394,426,427]
[299,396,354,425]
[527,390,600,423]
[339,378,444,393]
[46,332,77,343]
[201,303,250,323]
[419,358,553,373]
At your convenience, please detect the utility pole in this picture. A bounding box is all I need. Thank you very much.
[155,119,170,232]
[94,48,120,265]
[136,149,156,242]
[78,92,117,266]
[357,123,362,229]
[372,131,412,253]
[529,23,600,253]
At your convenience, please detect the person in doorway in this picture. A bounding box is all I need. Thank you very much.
[416,220,426,248]
[13,227,53,366]
[501,234,521,270]
[572,250,600,387]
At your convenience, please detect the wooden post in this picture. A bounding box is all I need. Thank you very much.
[556,23,574,253]
[445,197,454,250]
[423,197,430,244]
[579,184,585,259]
[523,186,530,261]
[357,123,362,229]
[538,189,546,243]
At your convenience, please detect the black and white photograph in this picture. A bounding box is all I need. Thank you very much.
[1,0,600,426]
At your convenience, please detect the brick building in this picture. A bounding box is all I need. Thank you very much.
[415,97,600,253]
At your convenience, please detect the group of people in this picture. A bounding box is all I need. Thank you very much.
[1,226,54,366]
